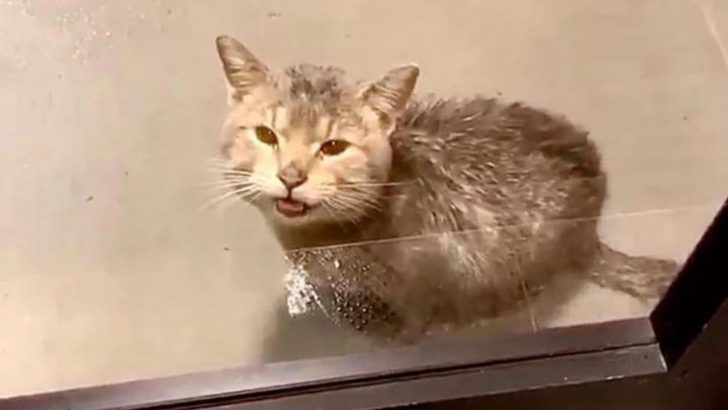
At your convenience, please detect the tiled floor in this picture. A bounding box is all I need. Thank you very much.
[0,0,726,398]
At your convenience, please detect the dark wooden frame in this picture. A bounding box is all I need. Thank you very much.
[2,199,726,410]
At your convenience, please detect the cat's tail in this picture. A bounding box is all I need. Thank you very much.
[587,243,680,299]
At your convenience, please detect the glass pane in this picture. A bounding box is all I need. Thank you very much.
[1,0,726,397]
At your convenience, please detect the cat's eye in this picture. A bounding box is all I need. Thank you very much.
[255,126,278,146]
[319,140,350,156]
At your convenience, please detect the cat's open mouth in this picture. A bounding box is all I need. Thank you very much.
[275,197,309,217]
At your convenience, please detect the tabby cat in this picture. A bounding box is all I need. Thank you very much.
[213,35,678,341]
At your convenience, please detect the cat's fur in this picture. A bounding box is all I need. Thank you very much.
[214,35,678,341]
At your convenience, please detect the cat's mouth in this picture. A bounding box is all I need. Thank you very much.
[275,197,310,217]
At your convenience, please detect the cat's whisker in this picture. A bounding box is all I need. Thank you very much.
[202,172,250,182]
[206,157,232,165]
[331,181,417,188]
[198,184,260,212]
[218,167,253,173]
[205,168,255,176]
[322,196,352,212]
[203,162,252,171]
[325,194,372,216]
[218,190,262,213]
[331,198,379,215]
[222,174,272,188]
[324,194,358,213]
[320,202,348,229]
[201,182,255,195]
[204,175,255,185]
[196,177,262,195]
[342,199,381,213]
[335,188,384,211]
[196,177,252,188]
[203,166,241,174]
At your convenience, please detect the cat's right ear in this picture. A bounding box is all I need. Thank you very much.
[216,35,269,105]
[360,64,419,125]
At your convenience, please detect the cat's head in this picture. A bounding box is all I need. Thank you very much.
[214,35,419,228]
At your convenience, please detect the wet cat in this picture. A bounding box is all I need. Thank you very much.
[213,35,678,341]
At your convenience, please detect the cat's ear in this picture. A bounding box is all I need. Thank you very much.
[216,35,269,104]
[360,64,419,122]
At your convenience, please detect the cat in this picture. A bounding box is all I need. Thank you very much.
[212,35,679,342]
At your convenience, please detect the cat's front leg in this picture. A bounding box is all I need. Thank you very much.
[286,246,425,342]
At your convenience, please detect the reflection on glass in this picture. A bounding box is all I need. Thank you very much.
[1,0,727,399]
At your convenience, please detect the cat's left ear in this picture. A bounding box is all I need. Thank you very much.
[360,65,419,124]
[216,35,270,104]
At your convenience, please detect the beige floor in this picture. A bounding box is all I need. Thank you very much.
[1,0,727,398]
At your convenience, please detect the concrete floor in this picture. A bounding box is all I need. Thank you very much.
[1,0,727,398]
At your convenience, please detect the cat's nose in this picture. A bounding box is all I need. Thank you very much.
[277,165,307,190]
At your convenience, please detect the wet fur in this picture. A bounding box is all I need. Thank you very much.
[214,36,678,341]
